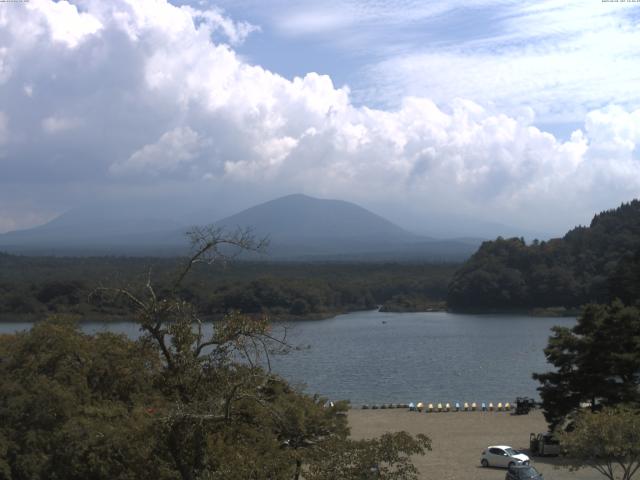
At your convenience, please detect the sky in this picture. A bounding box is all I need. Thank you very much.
[0,0,639,237]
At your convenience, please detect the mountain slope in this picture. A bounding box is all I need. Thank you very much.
[215,194,480,260]
[447,200,640,310]
[217,194,418,241]
[215,193,422,250]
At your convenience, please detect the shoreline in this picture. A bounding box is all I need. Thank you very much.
[0,304,581,323]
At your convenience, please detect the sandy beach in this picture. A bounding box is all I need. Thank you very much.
[348,408,602,480]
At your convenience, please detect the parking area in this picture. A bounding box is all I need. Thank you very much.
[348,408,603,480]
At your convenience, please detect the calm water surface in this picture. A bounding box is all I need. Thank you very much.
[0,311,574,406]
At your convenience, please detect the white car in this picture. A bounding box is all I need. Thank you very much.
[481,445,530,468]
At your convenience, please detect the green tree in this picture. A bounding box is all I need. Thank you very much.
[98,226,295,479]
[559,408,640,480]
[448,200,640,310]
[533,301,640,429]
[0,226,433,479]
[0,317,164,480]
[609,248,640,306]
[305,432,431,480]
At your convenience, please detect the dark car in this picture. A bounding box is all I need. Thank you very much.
[505,465,544,480]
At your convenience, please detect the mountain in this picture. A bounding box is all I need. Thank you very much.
[0,207,189,255]
[214,194,478,260]
[218,194,413,240]
[447,199,640,310]
[0,194,480,260]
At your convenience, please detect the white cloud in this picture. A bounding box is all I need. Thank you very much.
[111,126,204,176]
[269,0,463,36]
[585,106,640,156]
[28,0,103,48]
[0,113,8,145]
[185,7,259,45]
[276,10,356,35]
[359,1,640,124]
[81,0,257,46]
[42,115,80,134]
[0,0,639,234]
[0,47,10,84]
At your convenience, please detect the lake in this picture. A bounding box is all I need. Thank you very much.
[0,310,574,406]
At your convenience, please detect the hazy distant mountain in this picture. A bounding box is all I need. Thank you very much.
[0,194,480,260]
[396,211,548,241]
[214,194,478,260]
[0,207,189,255]
[217,194,418,241]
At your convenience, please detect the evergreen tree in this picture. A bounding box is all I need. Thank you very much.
[448,199,640,310]
[533,301,640,429]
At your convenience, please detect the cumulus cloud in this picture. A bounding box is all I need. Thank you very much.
[185,7,259,45]
[111,126,205,176]
[0,0,639,235]
[29,0,103,48]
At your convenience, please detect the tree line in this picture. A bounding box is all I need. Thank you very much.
[448,200,640,310]
[0,253,456,319]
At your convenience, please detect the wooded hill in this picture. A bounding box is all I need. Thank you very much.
[448,200,640,310]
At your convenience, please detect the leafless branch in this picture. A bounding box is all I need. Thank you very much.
[173,225,269,290]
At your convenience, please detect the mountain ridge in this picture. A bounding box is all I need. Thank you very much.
[0,194,479,260]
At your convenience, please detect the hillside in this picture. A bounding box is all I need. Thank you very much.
[447,200,640,310]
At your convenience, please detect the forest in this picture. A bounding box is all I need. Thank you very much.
[448,200,640,311]
[0,253,456,320]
